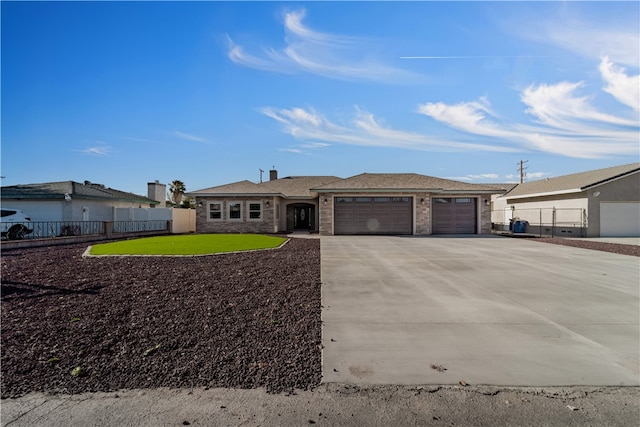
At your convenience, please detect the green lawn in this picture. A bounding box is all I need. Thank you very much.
[89,234,288,256]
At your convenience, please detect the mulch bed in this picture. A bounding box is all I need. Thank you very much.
[1,238,322,398]
[2,236,637,399]
[533,238,640,257]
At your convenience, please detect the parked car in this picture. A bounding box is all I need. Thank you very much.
[1,208,33,240]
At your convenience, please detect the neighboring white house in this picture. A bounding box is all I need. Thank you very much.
[0,180,161,221]
[492,163,640,237]
[1,180,197,235]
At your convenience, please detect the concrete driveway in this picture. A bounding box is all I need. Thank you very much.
[321,235,639,386]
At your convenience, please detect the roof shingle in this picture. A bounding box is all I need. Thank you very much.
[1,181,159,204]
[312,173,508,193]
[501,163,640,199]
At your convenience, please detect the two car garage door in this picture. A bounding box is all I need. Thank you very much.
[334,197,412,235]
[333,196,477,235]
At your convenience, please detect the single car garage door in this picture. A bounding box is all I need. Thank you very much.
[432,197,477,234]
[600,202,640,237]
[334,197,412,235]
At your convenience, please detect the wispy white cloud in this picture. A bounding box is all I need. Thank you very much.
[445,173,500,182]
[174,130,208,143]
[226,9,422,83]
[599,56,640,112]
[261,105,519,154]
[418,58,639,159]
[123,136,158,143]
[505,171,551,182]
[513,11,639,67]
[262,58,637,159]
[76,143,114,156]
[278,147,305,154]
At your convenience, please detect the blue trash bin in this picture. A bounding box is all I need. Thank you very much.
[513,220,528,233]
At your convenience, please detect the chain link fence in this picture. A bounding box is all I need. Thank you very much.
[492,208,587,237]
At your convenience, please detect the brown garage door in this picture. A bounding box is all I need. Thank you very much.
[432,197,477,234]
[334,197,412,235]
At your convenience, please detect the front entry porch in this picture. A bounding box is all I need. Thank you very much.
[286,203,316,231]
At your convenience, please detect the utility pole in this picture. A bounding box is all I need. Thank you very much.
[517,160,529,184]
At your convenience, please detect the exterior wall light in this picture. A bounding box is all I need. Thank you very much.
[323,198,328,205]
[64,193,72,202]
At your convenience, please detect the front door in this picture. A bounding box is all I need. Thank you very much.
[294,206,312,230]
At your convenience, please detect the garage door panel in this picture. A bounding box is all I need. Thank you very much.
[334,197,412,235]
[600,202,640,237]
[433,198,477,234]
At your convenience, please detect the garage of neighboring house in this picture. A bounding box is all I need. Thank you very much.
[432,197,477,234]
[333,196,413,235]
[492,163,640,238]
[600,202,640,237]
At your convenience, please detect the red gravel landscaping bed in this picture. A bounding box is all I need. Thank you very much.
[1,238,322,398]
[533,238,640,257]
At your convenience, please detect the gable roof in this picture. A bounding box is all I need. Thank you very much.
[261,176,342,198]
[1,181,160,205]
[189,180,273,196]
[501,163,640,199]
[312,173,508,194]
[189,176,342,198]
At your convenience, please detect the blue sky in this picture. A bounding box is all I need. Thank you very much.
[2,1,639,196]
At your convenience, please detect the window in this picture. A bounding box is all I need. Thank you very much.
[208,202,222,220]
[336,197,353,203]
[248,202,262,221]
[355,197,372,203]
[228,202,242,220]
[392,197,410,203]
[374,197,391,202]
[455,198,472,203]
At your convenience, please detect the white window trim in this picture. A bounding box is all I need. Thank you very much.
[228,200,243,221]
[207,202,223,222]
[247,201,263,222]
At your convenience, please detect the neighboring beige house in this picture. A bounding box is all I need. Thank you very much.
[492,163,640,237]
[189,170,507,236]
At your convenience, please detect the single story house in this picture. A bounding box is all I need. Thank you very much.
[492,163,640,237]
[1,180,161,222]
[188,170,507,236]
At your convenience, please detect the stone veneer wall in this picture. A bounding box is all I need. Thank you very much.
[415,193,431,235]
[195,197,277,234]
[478,195,492,234]
[318,196,334,235]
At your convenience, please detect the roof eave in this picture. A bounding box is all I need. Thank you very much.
[312,188,503,194]
[501,188,583,200]
[189,192,282,198]
[581,169,640,191]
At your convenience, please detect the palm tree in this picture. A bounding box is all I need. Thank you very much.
[169,180,186,206]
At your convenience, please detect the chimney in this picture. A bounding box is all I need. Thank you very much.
[147,180,167,206]
[269,169,278,181]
